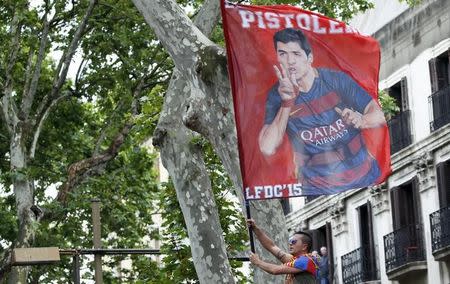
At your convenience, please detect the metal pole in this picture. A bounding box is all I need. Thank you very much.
[245,199,255,253]
[73,253,80,284]
[91,198,103,283]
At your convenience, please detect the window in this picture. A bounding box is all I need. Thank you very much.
[310,223,334,283]
[357,202,378,281]
[429,49,450,131]
[391,178,421,230]
[436,160,450,208]
[386,77,412,153]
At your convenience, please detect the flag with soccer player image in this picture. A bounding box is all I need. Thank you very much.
[221,1,391,200]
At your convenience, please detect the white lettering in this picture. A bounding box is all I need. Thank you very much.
[274,185,283,197]
[254,186,263,199]
[279,14,295,28]
[264,185,273,198]
[314,127,324,138]
[329,124,338,134]
[312,15,326,34]
[255,11,267,29]
[287,183,294,196]
[293,183,302,195]
[265,12,280,29]
[329,20,343,34]
[239,10,255,28]
[301,130,313,142]
[236,9,351,34]
[336,118,345,130]
[245,187,254,199]
[296,14,311,30]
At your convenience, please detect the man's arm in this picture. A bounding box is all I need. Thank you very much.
[335,100,385,129]
[259,107,291,156]
[259,65,299,156]
[250,253,301,275]
[247,219,293,263]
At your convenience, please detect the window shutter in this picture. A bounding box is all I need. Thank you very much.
[400,77,409,111]
[411,178,421,225]
[446,162,450,206]
[390,187,401,230]
[281,199,291,215]
[325,222,334,284]
[429,58,439,94]
[366,200,376,279]
[447,47,450,86]
[437,161,450,208]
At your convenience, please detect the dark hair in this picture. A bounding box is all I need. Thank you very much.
[294,231,313,252]
[273,28,312,56]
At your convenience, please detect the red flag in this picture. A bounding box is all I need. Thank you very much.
[221,1,391,200]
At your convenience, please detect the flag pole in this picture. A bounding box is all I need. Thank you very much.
[245,199,255,253]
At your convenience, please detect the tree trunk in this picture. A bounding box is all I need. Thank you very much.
[154,71,236,283]
[8,130,35,284]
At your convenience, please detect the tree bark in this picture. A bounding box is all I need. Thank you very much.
[154,70,235,283]
[8,130,36,284]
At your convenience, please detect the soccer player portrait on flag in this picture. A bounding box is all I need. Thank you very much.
[221,2,391,200]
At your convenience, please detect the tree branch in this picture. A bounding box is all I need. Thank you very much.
[1,11,22,135]
[21,48,36,108]
[192,0,221,36]
[29,92,72,159]
[51,79,146,208]
[34,0,98,127]
[74,58,87,92]
[93,100,126,155]
[21,11,50,120]
[132,0,213,73]
[0,100,12,135]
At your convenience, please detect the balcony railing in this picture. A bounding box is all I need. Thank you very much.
[383,224,426,272]
[341,246,378,284]
[387,110,412,154]
[430,206,450,253]
[429,84,450,131]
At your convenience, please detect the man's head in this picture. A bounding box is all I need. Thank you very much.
[320,246,328,256]
[288,231,313,255]
[273,28,314,81]
[273,28,312,56]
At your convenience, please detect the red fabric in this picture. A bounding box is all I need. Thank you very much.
[221,1,391,199]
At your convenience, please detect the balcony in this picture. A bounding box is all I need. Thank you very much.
[341,246,378,284]
[429,84,450,131]
[387,110,412,154]
[383,224,427,280]
[430,206,450,261]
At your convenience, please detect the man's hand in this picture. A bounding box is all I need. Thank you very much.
[335,107,365,129]
[274,64,299,105]
[249,252,261,266]
[246,218,256,229]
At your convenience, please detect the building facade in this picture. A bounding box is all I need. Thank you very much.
[284,0,450,283]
